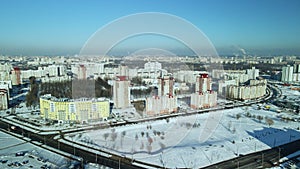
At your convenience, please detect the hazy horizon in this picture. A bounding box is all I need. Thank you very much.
[1,0,300,56]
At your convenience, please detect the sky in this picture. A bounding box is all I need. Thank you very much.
[0,0,300,56]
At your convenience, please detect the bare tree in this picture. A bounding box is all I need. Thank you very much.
[159,142,166,149]
[121,131,126,137]
[111,132,118,141]
[257,115,263,122]
[265,118,274,126]
[140,141,144,150]
[103,133,109,140]
[236,114,241,120]
[147,145,152,154]
[232,127,236,134]
[148,137,153,145]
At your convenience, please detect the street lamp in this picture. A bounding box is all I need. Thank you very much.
[58,140,60,150]
[278,147,282,162]
[261,152,264,168]
[236,158,240,169]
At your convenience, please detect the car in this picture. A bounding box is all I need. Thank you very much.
[28,155,35,159]
[1,159,8,163]
[22,160,29,164]
[14,162,22,167]
[16,151,26,156]
[41,164,48,169]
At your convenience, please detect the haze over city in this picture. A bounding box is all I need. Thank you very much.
[1,0,300,56]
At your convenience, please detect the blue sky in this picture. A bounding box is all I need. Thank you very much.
[0,0,300,55]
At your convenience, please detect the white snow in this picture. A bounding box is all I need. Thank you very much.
[68,106,300,168]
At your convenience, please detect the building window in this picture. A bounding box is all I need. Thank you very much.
[69,103,76,113]
[91,103,97,112]
[50,102,55,112]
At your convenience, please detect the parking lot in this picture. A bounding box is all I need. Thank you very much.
[0,131,78,169]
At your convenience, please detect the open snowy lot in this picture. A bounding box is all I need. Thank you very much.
[68,106,300,168]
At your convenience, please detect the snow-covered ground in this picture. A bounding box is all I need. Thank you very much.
[0,131,79,169]
[68,106,300,168]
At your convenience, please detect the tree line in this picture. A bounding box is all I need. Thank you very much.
[26,77,112,107]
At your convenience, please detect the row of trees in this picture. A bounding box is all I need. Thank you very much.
[26,77,112,107]
[40,77,112,99]
[26,76,39,108]
[244,112,274,126]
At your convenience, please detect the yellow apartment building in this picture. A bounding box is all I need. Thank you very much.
[40,94,109,123]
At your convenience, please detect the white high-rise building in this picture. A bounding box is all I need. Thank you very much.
[195,73,211,93]
[293,64,300,73]
[145,95,177,116]
[113,76,130,109]
[119,65,129,77]
[77,65,87,79]
[145,74,177,116]
[191,74,217,109]
[226,80,267,101]
[247,67,259,80]
[158,75,174,96]
[0,89,8,110]
[144,62,162,70]
[281,65,294,82]
[11,67,22,85]
[0,83,10,98]
[72,63,106,79]
[191,91,217,109]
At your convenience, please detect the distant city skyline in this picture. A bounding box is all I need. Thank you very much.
[1,0,300,56]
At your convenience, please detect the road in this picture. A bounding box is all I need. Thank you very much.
[0,83,296,169]
[0,119,159,169]
[204,139,300,169]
